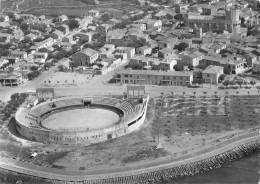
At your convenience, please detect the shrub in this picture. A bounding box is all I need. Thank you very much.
[218,86,225,90]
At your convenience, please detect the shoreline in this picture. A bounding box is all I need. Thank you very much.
[0,133,258,183]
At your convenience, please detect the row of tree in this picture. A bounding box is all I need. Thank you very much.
[222,79,257,88]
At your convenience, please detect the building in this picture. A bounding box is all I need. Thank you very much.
[202,65,224,84]
[10,51,28,60]
[136,46,152,56]
[72,48,99,66]
[0,33,12,43]
[252,60,260,74]
[50,30,64,40]
[57,15,68,22]
[184,6,241,34]
[33,52,48,60]
[88,10,100,17]
[116,69,193,86]
[0,72,26,86]
[114,47,135,59]
[179,52,204,67]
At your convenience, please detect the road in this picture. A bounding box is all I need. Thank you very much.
[0,131,258,181]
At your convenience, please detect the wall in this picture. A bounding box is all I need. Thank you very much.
[15,96,149,144]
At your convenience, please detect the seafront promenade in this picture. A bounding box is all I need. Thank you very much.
[0,131,258,183]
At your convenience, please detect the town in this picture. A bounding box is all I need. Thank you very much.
[0,0,259,183]
[0,0,259,89]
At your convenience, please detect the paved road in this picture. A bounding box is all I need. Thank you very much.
[0,131,258,181]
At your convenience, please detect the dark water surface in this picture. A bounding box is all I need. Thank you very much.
[163,151,260,184]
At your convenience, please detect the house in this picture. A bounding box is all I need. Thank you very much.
[106,29,127,44]
[25,33,39,41]
[223,56,246,74]
[106,18,121,26]
[57,15,68,22]
[252,60,260,74]
[202,65,224,84]
[116,69,193,86]
[158,48,175,58]
[30,38,54,51]
[244,53,258,67]
[38,15,45,21]
[76,16,93,29]
[12,28,24,42]
[57,24,70,35]
[0,58,9,70]
[0,71,26,86]
[135,18,162,31]
[96,24,112,35]
[114,47,135,59]
[179,52,204,67]
[33,52,48,60]
[50,29,64,40]
[154,9,176,20]
[10,51,28,60]
[0,33,12,43]
[20,14,37,20]
[19,63,38,71]
[72,48,99,66]
[88,10,100,17]
[62,34,75,43]
[0,15,9,22]
[99,44,116,58]
[157,37,179,50]
[136,46,152,56]
[76,32,94,43]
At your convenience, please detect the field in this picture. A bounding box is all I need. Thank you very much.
[42,108,119,130]
[0,95,259,172]
[40,71,93,87]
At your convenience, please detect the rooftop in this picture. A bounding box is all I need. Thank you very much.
[117,69,192,76]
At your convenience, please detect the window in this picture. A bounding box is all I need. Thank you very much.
[207,74,210,77]
[180,77,182,80]
[124,75,128,77]
[130,75,132,77]
[174,77,176,80]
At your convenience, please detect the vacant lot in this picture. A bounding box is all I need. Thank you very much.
[0,95,259,172]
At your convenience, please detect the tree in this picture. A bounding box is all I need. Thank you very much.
[100,13,110,23]
[222,80,230,89]
[237,79,243,88]
[67,19,80,30]
[174,14,184,21]
[69,62,78,71]
[218,74,225,83]
[57,65,67,72]
[173,63,184,71]
[30,66,38,71]
[132,64,143,70]
[38,48,48,53]
[188,63,194,70]
[250,80,256,87]
[20,23,29,31]
[174,42,189,52]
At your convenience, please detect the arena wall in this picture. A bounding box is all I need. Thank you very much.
[15,96,149,144]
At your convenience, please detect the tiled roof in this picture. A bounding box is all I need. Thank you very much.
[117,69,192,76]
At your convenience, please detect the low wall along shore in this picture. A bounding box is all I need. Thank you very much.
[0,136,258,184]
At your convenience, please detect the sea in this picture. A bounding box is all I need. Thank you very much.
[163,151,260,184]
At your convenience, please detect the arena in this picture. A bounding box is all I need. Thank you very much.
[15,88,149,144]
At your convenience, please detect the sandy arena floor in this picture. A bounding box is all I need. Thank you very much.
[42,108,120,130]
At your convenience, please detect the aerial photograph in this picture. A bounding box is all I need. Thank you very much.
[0,0,259,183]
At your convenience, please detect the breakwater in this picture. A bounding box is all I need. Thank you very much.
[0,137,259,184]
[50,140,259,184]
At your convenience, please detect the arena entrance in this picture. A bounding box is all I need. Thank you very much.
[127,85,145,98]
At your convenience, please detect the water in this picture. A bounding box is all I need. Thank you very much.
[163,151,260,184]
